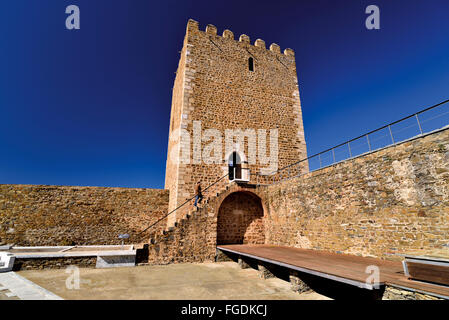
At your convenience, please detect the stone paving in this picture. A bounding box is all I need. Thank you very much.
[0,272,63,300]
[18,262,331,300]
[0,286,20,300]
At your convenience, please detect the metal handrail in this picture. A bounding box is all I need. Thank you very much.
[229,167,250,182]
[135,173,228,238]
[135,99,449,237]
[260,98,449,179]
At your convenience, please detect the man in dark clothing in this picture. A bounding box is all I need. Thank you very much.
[194,181,203,207]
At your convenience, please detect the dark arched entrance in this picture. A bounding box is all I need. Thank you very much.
[217,191,264,245]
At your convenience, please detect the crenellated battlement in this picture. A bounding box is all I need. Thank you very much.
[166,18,307,226]
[186,19,295,57]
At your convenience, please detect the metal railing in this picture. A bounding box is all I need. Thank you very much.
[257,99,449,185]
[229,167,251,182]
[135,166,252,240]
[133,99,449,238]
[135,173,229,239]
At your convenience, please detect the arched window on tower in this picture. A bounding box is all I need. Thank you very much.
[248,57,254,72]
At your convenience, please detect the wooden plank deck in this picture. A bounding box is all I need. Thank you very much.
[217,244,449,299]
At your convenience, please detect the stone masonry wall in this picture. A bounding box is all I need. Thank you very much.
[144,183,260,265]
[0,185,169,246]
[217,192,264,245]
[262,128,449,259]
[164,28,188,226]
[13,257,97,271]
[164,19,308,225]
[147,202,216,265]
[382,286,442,300]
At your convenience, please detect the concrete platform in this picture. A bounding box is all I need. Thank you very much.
[8,245,134,257]
[5,245,136,269]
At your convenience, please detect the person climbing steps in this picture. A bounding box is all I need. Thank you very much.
[194,181,203,208]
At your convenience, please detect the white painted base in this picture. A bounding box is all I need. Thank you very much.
[0,252,15,273]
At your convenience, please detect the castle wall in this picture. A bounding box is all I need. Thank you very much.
[217,192,264,245]
[147,203,216,265]
[165,19,308,225]
[145,184,261,265]
[0,185,169,246]
[140,130,448,265]
[164,31,189,225]
[262,128,449,259]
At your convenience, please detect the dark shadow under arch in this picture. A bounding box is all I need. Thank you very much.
[217,191,264,245]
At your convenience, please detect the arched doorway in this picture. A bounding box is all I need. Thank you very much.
[216,191,264,245]
[228,152,242,181]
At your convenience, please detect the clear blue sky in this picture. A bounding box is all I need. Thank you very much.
[1,0,448,188]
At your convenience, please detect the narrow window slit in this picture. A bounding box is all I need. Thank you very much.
[248,57,254,72]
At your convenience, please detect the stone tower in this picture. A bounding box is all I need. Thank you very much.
[165,19,308,225]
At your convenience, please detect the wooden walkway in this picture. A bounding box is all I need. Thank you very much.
[217,244,449,299]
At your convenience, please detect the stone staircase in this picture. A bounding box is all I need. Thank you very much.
[135,179,234,265]
[151,181,231,243]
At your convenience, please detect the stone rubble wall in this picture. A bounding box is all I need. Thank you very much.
[13,256,97,271]
[382,286,442,300]
[144,183,254,265]
[262,128,449,260]
[146,205,216,265]
[0,185,169,246]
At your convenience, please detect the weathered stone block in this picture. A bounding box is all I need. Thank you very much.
[289,271,312,293]
[238,257,251,269]
[382,286,442,300]
[258,264,275,279]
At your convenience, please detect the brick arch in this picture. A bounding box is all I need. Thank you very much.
[216,190,265,245]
